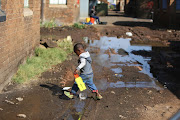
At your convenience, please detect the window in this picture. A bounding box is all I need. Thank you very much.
[49,0,67,5]
[24,0,29,8]
[177,0,180,10]
[162,0,167,9]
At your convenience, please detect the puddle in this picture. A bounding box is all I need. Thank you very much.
[85,36,162,90]
[96,78,162,90]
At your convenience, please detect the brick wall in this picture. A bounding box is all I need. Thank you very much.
[0,0,40,91]
[42,0,80,24]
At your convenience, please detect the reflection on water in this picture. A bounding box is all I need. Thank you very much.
[87,36,152,77]
[85,36,162,90]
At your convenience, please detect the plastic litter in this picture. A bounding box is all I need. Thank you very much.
[74,74,86,91]
[79,92,87,100]
[126,32,133,36]
[62,87,71,90]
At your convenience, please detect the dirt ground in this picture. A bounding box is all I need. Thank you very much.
[0,17,180,120]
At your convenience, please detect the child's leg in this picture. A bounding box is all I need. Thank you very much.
[81,74,102,99]
[71,82,79,95]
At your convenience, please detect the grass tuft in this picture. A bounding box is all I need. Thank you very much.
[73,23,86,29]
[13,40,73,83]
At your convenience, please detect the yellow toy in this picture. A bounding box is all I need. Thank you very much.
[74,74,86,91]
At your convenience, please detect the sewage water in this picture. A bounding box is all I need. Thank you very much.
[85,36,162,90]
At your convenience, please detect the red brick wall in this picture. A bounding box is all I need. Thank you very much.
[0,0,40,91]
[42,0,80,24]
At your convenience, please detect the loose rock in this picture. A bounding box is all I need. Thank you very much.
[16,97,23,102]
[17,114,27,118]
[111,91,115,94]
[4,100,14,105]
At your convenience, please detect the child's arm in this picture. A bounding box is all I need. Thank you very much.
[74,58,86,74]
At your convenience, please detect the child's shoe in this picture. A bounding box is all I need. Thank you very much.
[96,94,103,100]
[64,91,74,99]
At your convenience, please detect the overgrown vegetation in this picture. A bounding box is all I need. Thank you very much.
[13,40,73,83]
[41,19,57,28]
[73,23,86,29]
[109,5,115,10]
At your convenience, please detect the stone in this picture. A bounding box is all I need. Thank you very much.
[16,97,23,102]
[39,44,46,49]
[111,91,115,94]
[118,49,128,55]
[0,108,3,111]
[4,100,14,105]
[119,115,126,119]
[17,114,26,118]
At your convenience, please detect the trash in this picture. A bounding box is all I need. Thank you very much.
[111,91,115,94]
[67,36,72,42]
[4,100,15,105]
[147,90,152,94]
[17,114,27,118]
[167,30,172,33]
[126,32,133,37]
[62,87,71,91]
[136,66,143,71]
[16,97,23,102]
[0,108,3,111]
[83,37,89,43]
[79,92,87,100]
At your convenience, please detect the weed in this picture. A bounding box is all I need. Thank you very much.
[13,40,73,83]
[41,19,57,28]
[73,23,86,29]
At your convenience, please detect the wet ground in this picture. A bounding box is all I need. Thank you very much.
[0,13,180,119]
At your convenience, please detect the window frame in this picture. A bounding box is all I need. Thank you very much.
[49,0,67,5]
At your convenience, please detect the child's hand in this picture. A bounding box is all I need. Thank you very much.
[74,69,79,75]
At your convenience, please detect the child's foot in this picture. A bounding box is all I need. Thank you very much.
[96,94,103,100]
[64,91,74,99]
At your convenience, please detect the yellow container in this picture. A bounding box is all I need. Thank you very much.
[86,17,90,23]
[74,74,86,91]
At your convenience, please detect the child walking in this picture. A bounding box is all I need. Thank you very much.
[64,43,102,100]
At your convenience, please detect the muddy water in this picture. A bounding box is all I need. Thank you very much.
[85,36,162,90]
[65,36,164,120]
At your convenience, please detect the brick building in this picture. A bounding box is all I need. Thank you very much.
[124,0,154,19]
[154,0,180,27]
[0,0,40,91]
[41,0,80,25]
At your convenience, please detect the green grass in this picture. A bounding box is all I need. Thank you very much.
[73,23,86,29]
[41,19,57,28]
[13,40,73,83]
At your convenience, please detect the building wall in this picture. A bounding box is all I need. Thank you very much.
[124,0,154,19]
[154,0,180,27]
[0,0,40,91]
[42,0,80,24]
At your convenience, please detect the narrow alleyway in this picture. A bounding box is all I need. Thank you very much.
[0,12,180,120]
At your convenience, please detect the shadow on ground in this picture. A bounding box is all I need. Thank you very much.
[40,83,71,100]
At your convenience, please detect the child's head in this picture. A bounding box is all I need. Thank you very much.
[74,43,85,56]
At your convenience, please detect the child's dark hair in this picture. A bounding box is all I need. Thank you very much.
[74,43,84,52]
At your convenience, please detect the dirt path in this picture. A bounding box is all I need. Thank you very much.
[0,17,180,120]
